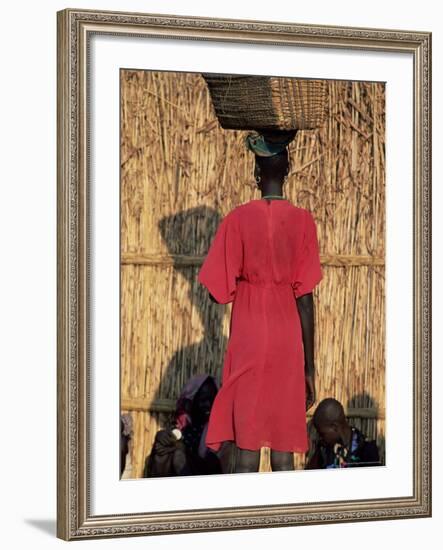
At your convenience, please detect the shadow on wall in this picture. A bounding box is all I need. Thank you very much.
[122,206,229,477]
[155,206,227,404]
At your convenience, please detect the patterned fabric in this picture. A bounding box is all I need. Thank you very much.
[321,427,380,469]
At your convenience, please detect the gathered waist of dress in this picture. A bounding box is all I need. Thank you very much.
[237,277,292,288]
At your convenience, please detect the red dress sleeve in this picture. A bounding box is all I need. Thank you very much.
[292,210,323,299]
[197,211,243,304]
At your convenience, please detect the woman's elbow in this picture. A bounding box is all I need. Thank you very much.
[295,292,314,313]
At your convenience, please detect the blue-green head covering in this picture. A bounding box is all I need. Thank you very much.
[245,130,296,157]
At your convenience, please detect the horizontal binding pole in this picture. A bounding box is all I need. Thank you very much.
[121,253,385,267]
[122,397,385,419]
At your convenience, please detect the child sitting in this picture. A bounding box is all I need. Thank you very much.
[305,398,381,469]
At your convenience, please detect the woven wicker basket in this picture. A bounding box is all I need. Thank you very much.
[202,74,328,131]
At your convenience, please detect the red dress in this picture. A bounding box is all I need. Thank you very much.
[197,199,323,453]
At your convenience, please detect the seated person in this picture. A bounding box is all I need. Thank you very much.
[305,398,381,469]
[120,413,133,477]
[144,374,235,477]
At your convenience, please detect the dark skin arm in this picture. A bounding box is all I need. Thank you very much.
[295,292,316,411]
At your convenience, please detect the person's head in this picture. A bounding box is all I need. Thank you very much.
[246,129,296,190]
[254,148,290,188]
[191,377,218,422]
[313,398,349,446]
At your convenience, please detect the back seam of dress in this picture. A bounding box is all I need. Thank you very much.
[269,203,275,283]
[260,203,273,444]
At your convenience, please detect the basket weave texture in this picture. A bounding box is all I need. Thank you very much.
[202,74,328,131]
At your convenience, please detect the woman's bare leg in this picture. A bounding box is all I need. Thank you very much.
[270,450,294,471]
[234,446,260,473]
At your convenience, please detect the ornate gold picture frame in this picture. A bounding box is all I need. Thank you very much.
[57,8,431,540]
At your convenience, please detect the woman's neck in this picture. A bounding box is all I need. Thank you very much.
[260,183,284,197]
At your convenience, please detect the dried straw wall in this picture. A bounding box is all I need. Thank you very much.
[120,70,385,477]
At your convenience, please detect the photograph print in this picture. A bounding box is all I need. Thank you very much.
[119,70,385,479]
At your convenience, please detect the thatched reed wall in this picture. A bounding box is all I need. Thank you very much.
[120,69,385,478]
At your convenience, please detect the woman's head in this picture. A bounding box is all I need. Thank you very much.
[254,149,290,186]
[175,374,218,429]
[191,377,218,422]
[245,130,295,190]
